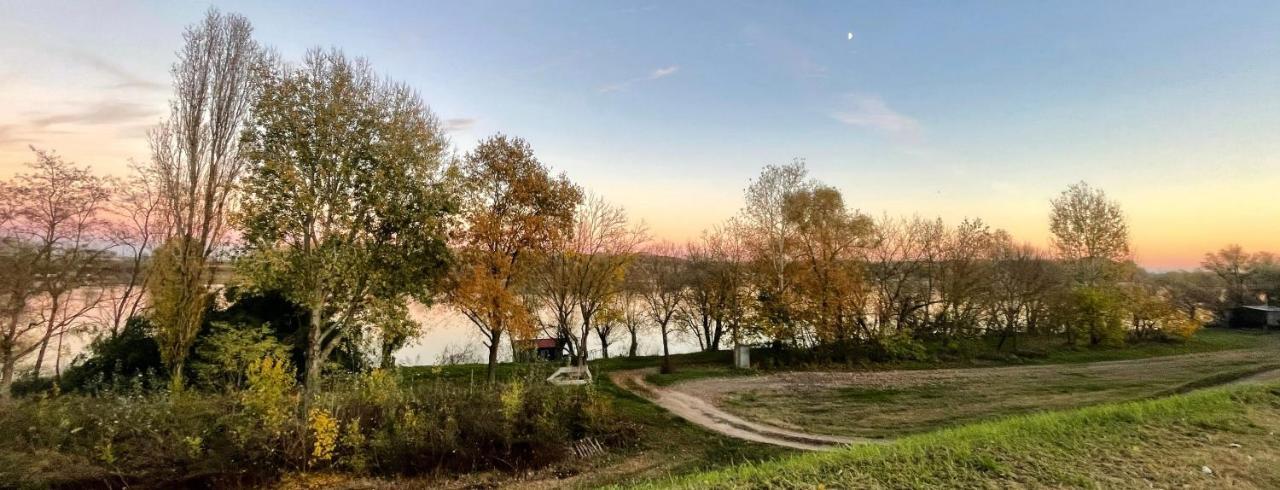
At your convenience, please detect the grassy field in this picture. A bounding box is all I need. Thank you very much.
[709,346,1280,438]
[640,382,1280,489]
[391,329,1276,487]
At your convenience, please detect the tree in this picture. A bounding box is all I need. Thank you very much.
[449,134,581,382]
[986,233,1060,350]
[0,148,112,398]
[864,215,946,338]
[1049,182,1129,285]
[147,8,264,389]
[1202,244,1259,309]
[638,242,686,373]
[99,164,167,337]
[566,195,645,366]
[741,160,810,342]
[783,185,874,345]
[238,48,454,400]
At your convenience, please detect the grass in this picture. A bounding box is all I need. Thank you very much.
[390,329,1276,486]
[710,338,1280,438]
[638,382,1280,489]
[394,351,794,488]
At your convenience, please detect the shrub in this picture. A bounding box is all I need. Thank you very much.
[0,363,627,487]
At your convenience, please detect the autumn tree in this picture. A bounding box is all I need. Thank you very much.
[0,148,112,399]
[741,159,810,342]
[986,233,1060,350]
[864,215,946,337]
[238,49,454,399]
[783,185,874,344]
[566,195,645,366]
[1049,182,1129,285]
[450,134,581,382]
[147,8,264,388]
[638,242,686,373]
[934,219,996,340]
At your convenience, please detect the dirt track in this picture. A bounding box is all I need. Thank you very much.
[611,349,1280,451]
[608,368,878,451]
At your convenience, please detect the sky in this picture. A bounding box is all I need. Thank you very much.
[1,1,1278,270]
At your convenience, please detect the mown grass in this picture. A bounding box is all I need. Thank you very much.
[714,340,1280,438]
[636,382,1280,489]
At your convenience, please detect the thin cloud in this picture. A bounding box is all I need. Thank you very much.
[831,95,920,134]
[649,65,678,79]
[27,100,158,129]
[598,65,680,93]
[59,47,166,91]
[442,117,477,132]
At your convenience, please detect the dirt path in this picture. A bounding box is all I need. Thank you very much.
[611,353,1280,451]
[609,368,881,451]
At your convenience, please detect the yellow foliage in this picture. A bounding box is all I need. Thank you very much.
[242,356,296,435]
[308,408,339,466]
[500,381,524,424]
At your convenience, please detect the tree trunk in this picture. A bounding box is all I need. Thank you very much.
[628,328,638,357]
[55,328,66,380]
[486,332,500,383]
[578,313,592,368]
[596,329,610,359]
[1,349,14,402]
[304,302,324,403]
[660,323,672,373]
[32,336,49,380]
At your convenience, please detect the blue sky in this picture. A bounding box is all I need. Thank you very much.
[2,1,1279,268]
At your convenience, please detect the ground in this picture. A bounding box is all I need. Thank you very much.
[376,328,1279,488]
[673,345,1280,438]
[646,382,1280,489]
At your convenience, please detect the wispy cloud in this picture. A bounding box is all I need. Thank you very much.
[58,47,166,91]
[831,95,920,135]
[442,117,477,132]
[598,65,680,93]
[27,100,158,129]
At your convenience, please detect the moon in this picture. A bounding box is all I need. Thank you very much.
[847,32,854,40]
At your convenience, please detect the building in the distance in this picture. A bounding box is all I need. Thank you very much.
[1229,305,1280,329]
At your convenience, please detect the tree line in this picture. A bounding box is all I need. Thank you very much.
[1,8,1274,401]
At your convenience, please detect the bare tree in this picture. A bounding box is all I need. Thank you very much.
[148,8,264,389]
[0,148,111,398]
[638,242,686,373]
[97,164,167,337]
[566,194,646,366]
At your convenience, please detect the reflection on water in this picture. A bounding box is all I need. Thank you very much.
[45,290,712,371]
[396,302,709,366]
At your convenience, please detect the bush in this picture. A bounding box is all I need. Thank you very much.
[0,360,628,487]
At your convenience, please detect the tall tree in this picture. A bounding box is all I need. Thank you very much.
[567,194,645,366]
[784,185,874,344]
[238,49,454,399]
[1048,182,1129,285]
[741,160,810,342]
[147,8,264,389]
[449,134,581,382]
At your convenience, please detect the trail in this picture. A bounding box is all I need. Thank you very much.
[608,368,882,451]
[610,360,1280,452]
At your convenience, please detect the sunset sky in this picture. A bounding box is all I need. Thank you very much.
[1,1,1278,270]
